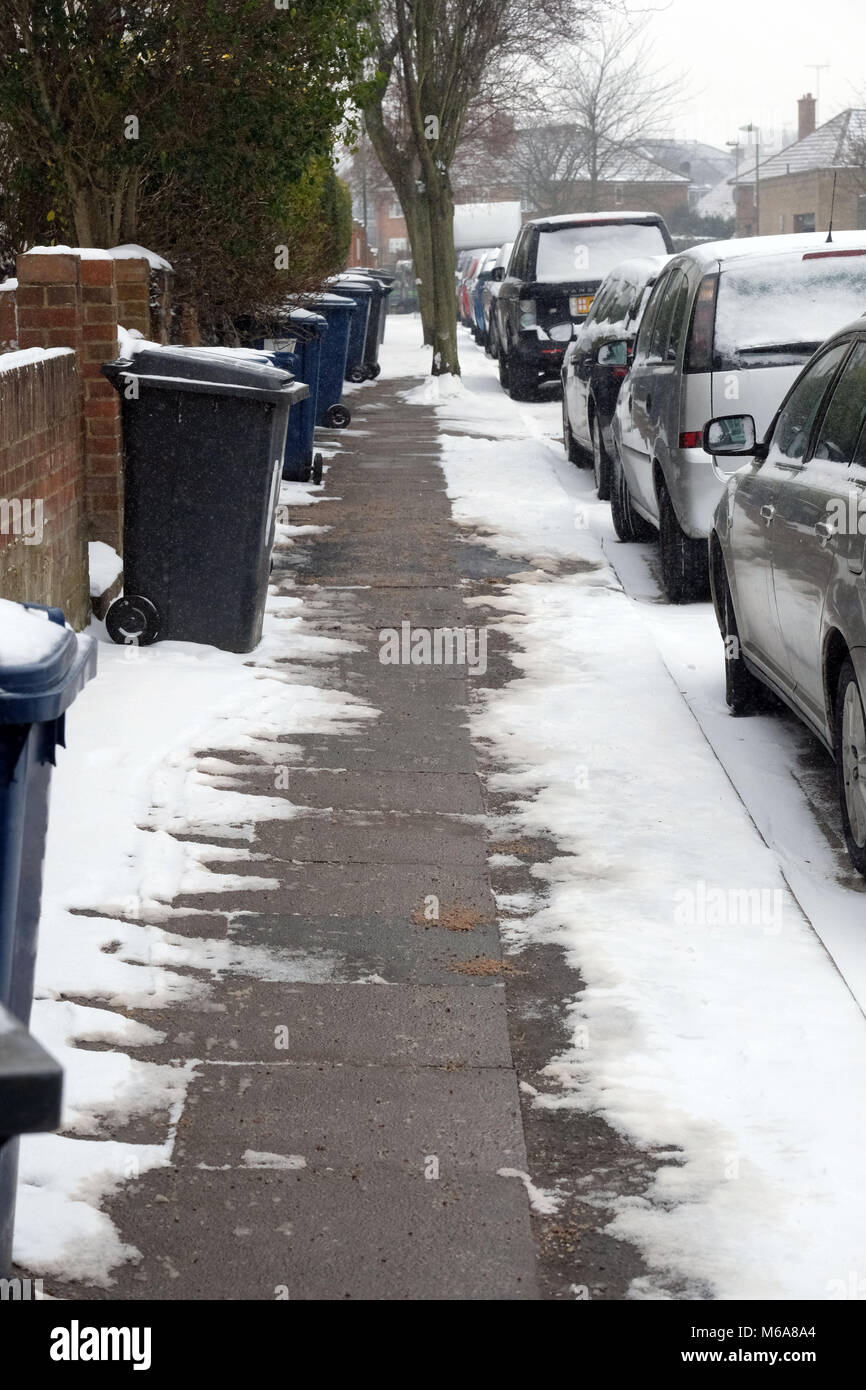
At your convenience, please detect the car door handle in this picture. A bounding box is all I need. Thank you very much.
[815,519,837,542]
[761,504,775,524]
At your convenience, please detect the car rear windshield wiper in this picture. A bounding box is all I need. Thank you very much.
[736,341,821,355]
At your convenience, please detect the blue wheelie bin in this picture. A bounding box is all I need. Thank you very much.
[297,293,357,429]
[329,276,372,383]
[250,307,329,483]
[333,274,391,379]
[0,599,95,1272]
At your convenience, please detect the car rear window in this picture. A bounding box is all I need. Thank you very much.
[713,252,866,369]
[534,222,668,283]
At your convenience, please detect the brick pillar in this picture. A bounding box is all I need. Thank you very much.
[16,250,124,556]
[112,255,150,337]
[0,283,17,352]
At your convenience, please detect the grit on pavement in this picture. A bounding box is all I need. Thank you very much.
[53,376,654,1301]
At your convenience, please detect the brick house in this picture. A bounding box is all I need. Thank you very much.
[733,96,866,238]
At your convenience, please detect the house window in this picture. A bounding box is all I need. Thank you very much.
[389,201,402,219]
[793,212,816,233]
[778,213,785,232]
[614,184,624,205]
[858,196,866,231]
[388,237,408,253]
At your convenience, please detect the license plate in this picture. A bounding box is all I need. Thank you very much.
[569,295,593,318]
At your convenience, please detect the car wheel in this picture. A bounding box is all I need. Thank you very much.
[658,479,709,603]
[562,396,585,466]
[834,658,866,877]
[498,349,510,390]
[610,448,654,543]
[508,360,537,402]
[715,553,770,715]
[590,414,611,500]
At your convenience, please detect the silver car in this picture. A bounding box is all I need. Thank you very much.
[707,317,866,876]
[611,231,866,602]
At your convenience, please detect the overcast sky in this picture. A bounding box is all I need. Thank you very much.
[629,0,866,151]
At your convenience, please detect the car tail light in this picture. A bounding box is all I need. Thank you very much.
[679,431,703,448]
[612,366,628,380]
[684,272,719,375]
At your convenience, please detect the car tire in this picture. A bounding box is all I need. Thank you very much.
[507,360,537,402]
[658,479,709,603]
[715,555,770,715]
[610,447,654,543]
[590,413,611,500]
[562,396,585,466]
[498,349,510,391]
[834,658,866,878]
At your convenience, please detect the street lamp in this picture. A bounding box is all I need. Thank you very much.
[740,124,761,234]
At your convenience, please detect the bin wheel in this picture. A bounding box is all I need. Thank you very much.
[370,363,382,379]
[312,453,324,485]
[106,595,161,646]
[348,364,367,384]
[324,403,351,429]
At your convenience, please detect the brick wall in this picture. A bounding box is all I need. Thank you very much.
[0,350,90,628]
[112,254,151,336]
[15,250,125,556]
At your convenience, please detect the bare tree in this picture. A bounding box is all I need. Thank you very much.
[507,122,587,216]
[553,13,683,210]
[361,0,594,376]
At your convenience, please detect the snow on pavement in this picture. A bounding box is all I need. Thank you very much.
[16,475,377,1284]
[387,314,866,1300]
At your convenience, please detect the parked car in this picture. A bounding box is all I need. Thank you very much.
[494,211,675,401]
[611,231,866,602]
[561,254,671,498]
[482,242,513,357]
[706,317,866,875]
[471,247,502,344]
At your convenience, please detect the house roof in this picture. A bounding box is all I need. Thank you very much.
[641,139,736,188]
[734,109,866,183]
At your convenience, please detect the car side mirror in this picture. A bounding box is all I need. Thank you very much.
[702,414,765,458]
[491,266,505,281]
[597,341,628,366]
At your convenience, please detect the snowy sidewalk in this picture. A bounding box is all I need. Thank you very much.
[45,381,539,1300]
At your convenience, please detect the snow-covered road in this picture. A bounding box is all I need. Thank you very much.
[388,314,866,1299]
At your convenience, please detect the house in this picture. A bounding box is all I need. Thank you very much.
[733,96,866,238]
[373,195,409,268]
[641,139,736,210]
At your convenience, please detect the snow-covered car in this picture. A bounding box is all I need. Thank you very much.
[611,231,866,602]
[494,210,674,401]
[706,317,866,875]
[561,254,671,498]
[481,241,513,357]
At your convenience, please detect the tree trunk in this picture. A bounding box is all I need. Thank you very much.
[402,191,435,345]
[426,177,459,377]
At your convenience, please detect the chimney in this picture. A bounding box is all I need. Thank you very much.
[798,93,816,142]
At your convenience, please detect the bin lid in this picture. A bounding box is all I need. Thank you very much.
[283,307,328,334]
[0,600,96,723]
[102,344,308,406]
[329,276,374,298]
[300,292,358,309]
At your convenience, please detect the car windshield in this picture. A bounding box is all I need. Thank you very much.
[534,222,668,283]
[714,253,866,368]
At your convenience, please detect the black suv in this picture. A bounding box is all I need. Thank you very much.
[494,211,675,401]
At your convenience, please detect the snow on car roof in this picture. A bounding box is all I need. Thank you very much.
[528,211,665,228]
[675,229,866,271]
